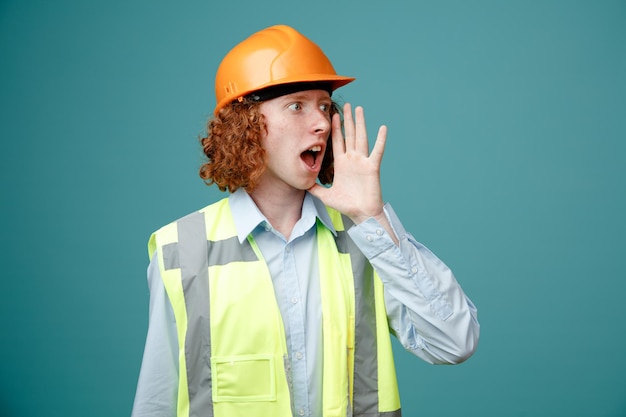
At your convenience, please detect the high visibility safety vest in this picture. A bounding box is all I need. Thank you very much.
[148,198,401,417]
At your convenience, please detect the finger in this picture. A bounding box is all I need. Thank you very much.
[369,125,388,165]
[331,112,345,154]
[354,106,369,154]
[343,102,355,151]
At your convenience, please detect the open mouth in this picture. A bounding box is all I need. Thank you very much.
[300,145,322,169]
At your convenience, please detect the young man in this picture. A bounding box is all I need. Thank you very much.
[132,25,479,417]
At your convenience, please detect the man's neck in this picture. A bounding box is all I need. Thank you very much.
[248,185,306,241]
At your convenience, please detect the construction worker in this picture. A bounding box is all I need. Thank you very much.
[132,24,479,417]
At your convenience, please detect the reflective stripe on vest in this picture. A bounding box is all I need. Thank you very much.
[328,209,401,417]
[149,198,402,417]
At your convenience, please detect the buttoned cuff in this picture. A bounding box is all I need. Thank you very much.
[347,203,403,259]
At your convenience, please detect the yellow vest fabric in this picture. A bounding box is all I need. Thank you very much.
[148,197,401,417]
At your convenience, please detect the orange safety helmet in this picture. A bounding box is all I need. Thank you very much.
[213,25,355,115]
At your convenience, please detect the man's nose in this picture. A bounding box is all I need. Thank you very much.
[311,109,331,134]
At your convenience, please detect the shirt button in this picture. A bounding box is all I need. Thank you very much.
[298,409,305,416]
[291,297,298,304]
[376,229,384,236]
[295,351,303,360]
[366,235,373,242]
[411,266,418,274]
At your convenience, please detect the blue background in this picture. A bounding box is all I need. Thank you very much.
[1,1,625,416]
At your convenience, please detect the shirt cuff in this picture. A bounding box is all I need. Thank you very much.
[346,203,402,259]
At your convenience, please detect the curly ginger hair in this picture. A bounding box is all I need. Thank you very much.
[199,98,339,192]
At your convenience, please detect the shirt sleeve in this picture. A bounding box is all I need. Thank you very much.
[347,203,480,365]
[131,253,179,417]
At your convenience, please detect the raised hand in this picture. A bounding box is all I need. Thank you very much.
[308,102,389,226]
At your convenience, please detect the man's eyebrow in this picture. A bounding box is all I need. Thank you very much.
[281,92,330,101]
[281,93,308,100]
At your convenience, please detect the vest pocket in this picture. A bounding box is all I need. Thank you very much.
[211,354,276,402]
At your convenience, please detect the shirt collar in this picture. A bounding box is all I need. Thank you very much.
[229,188,336,243]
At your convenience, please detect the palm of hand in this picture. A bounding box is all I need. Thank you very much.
[308,103,388,224]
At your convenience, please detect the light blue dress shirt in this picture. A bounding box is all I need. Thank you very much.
[132,189,479,417]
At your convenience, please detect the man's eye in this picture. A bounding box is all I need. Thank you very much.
[288,103,302,111]
[320,103,331,113]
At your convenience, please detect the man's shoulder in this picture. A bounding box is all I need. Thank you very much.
[153,197,231,233]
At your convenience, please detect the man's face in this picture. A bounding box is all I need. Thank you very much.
[258,89,332,192]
